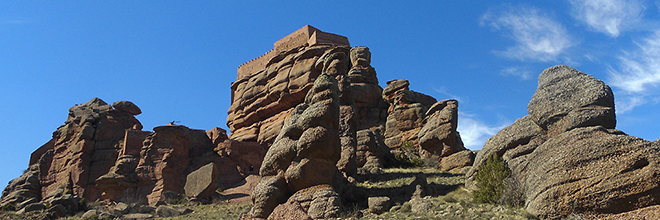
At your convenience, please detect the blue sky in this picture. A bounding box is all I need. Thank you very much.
[2,1,660,186]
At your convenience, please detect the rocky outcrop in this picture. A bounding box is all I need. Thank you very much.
[383,79,435,149]
[355,129,395,174]
[466,65,660,219]
[1,98,143,209]
[97,124,224,206]
[418,100,465,160]
[92,125,261,207]
[227,44,337,145]
[348,46,387,131]
[0,164,42,211]
[381,80,468,170]
[0,97,268,210]
[248,73,344,219]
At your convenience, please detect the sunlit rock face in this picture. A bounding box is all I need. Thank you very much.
[467,65,660,219]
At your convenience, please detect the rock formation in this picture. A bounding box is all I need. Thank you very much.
[248,73,343,219]
[1,98,143,209]
[1,98,264,216]
[95,123,259,206]
[1,26,475,218]
[466,65,660,219]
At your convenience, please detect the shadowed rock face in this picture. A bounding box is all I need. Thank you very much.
[466,65,660,219]
[249,72,343,219]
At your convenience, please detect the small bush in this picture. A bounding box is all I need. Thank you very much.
[170,197,188,205]
[0,203,15,212]
[473,153,511,204]
[393,141,425,168]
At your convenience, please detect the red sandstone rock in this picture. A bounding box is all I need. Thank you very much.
[250,73,343,218]
[35,98,141,203]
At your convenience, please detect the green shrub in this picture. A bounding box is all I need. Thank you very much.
[1,203,15,212]
[393,141,425,168]
[473,153,511,204]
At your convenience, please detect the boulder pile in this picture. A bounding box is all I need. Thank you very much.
[466,65,660,219]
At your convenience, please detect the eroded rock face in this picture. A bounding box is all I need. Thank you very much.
[227,45,337,145]
[466,65,660,219]
[9,98,143,206]
[355,129,395,174]
[382,79,438,150]
[96,124,226,206]
[524,126,660,218]
[249,73,343,219]
[418,100,465,160]
[0,164,42,211]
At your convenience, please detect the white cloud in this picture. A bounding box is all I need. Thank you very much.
[615,95,647,114]
[609,30,660,93]
[608,30,660,113]
[569,0,644,37]
[500,66,532,80]
[481,6,574,62]
[458,114,509,150]
[433,87,464,103]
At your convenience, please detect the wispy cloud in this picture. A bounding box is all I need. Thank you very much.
[500,66,532,80]
[481,5,574,62]
[615,95,646,114]
[569,0,644,37]
[609,30,660,93]
[608,30,660,113]
[457,113,509,150]
[433,86,464,103]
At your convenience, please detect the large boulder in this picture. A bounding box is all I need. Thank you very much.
[527,65,615,135]
[184,162,219,202]
[524,126,660,218]
[466,65,660,219]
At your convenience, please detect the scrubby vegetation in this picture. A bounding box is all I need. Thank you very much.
[393,141,425,167]
[473,153,511,204]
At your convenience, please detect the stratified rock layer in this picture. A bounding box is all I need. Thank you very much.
[466,65,660,219]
